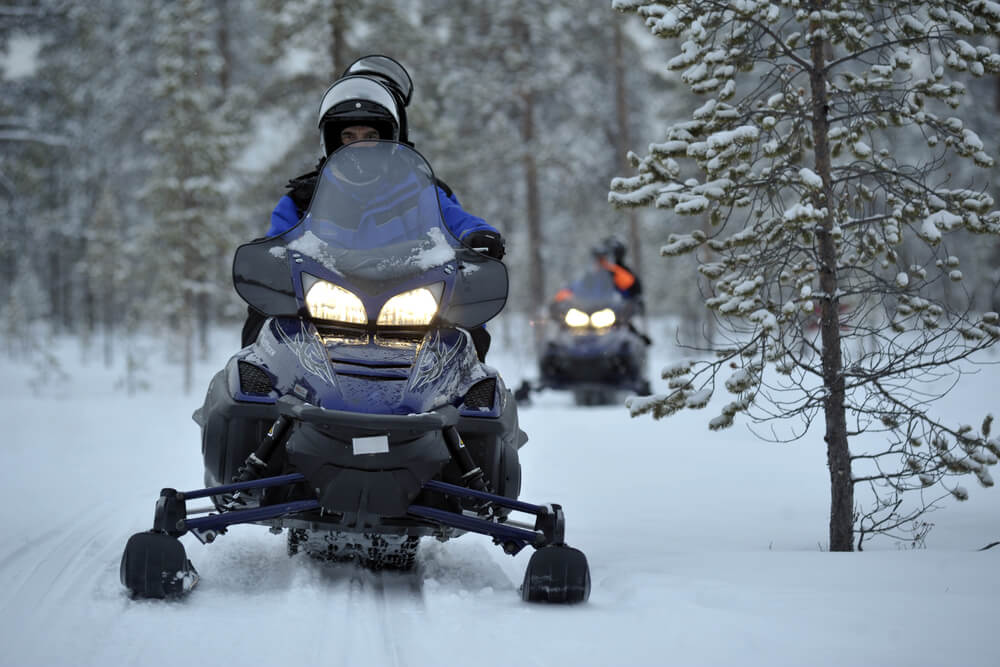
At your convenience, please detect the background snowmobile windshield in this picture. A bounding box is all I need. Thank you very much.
[232,141,508,328]
[565,270,623,312]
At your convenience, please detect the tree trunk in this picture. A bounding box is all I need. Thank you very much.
[614,21,642,278]
[48,245,63,334]
[329,2,351,75]
[215,0,231,93]
[808,20,853,551]
[521,90,546,325]
[102,288,114,368]
[182,291,193,394]
[198,292,210,361]
[995,37,1000,112]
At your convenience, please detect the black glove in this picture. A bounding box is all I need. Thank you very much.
[463,230,505,260]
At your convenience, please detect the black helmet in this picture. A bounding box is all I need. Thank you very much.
[593,235,627,264]
[342,54,413,106]
[342,55,413,143]
[317,76,401,156]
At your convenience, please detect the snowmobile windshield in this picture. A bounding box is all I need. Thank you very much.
[232,141,507,328]
[568,270,623,311]
[288,140,459,281]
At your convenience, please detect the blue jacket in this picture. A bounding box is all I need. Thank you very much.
[267,186,496,240]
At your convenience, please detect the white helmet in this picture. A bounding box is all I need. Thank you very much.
[317,76,401,156]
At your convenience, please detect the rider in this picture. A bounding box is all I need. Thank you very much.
[243,62,504,360]
[593,235,641,301]
[551,235,642,307]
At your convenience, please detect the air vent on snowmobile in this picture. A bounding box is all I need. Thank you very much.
[238,361,273,395]
[462,377,496,410]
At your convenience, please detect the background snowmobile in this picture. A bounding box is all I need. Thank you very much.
[120,141,589,603]
[517,269,651,406]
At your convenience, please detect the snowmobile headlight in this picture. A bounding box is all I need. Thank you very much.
[565,308,589,328]
[590,308,616,328]
[377,283,442,326]
[305,280,367,324]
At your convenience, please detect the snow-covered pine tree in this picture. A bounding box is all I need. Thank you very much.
[142,0,246,393]
[611,0,1000,550]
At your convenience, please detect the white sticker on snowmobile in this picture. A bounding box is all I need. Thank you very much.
[353,435,389,455]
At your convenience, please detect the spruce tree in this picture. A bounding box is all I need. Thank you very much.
[612,0,1000,549]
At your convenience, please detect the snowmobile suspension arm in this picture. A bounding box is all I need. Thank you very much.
[423,479,553,515]
[180,472,306,500]
[183,499,321,533]
[153,475,564,554]
[411,479,567,554]
[152,473,315,537]
[408,505,539,553]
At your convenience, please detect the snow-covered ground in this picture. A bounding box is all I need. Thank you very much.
[1,323,997,667]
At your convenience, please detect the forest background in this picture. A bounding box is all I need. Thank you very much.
[2,0,1000,393]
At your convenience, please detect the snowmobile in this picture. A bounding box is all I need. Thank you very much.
[120,141,590,603]
[517,269,651,406]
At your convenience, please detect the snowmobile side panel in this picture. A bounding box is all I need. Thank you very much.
[232,237,300,317]
[440,248,509,328]
[197,367,280,489]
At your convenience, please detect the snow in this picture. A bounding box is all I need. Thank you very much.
[410,227,457,269]
[920,216,944,243]
[783,202,826,222]
[1,34,42,80]
[287,230,342,274]
[1,328,998,666]
[799,167,823,189]
[706,125,760,150]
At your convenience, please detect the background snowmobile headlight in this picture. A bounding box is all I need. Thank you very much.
[589,308,616,328]
[565,308,589,328]
[305,280,367,324]
[377,284,441,326]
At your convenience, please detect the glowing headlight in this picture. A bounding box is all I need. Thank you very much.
[590,308,616,328]
[565,308,589,328]
[305,281,367,324]
[377,286,440,326]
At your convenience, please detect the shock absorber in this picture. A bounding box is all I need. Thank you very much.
[236,415,293,482]
[442,425,490,494]
[227,416,293,508]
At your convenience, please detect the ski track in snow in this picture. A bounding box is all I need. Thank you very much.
[0,502,127,665]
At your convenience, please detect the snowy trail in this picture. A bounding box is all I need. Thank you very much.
[2,344,999,666]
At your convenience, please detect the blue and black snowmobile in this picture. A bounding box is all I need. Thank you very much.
[518,269,651,406]
[120,141,589,603]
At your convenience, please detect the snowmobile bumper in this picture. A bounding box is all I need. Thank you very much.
[539,345,643,390]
